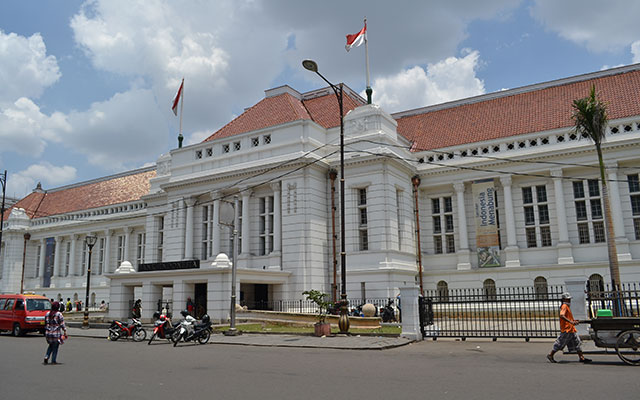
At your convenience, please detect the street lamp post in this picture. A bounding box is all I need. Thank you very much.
[83,234,97,329]
[303,59,349,334]
[0,170,7,260]
[224,195,240,336]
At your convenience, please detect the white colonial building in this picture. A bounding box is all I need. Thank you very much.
[2,64,640,322]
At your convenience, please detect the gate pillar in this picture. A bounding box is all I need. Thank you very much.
[565,279,588,337]
[399,286,422,341]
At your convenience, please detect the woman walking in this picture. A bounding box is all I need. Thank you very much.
[44,301,67,365]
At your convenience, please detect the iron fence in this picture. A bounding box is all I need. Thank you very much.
[587,282,640,318]
[240,297,399,316]
[419,285,565,340]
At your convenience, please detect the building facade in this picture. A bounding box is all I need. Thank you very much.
[2,65,640,322]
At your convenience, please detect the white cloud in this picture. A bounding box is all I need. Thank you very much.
[64,88,169,169]
[0,30,61,103]
[632,41,640,63]
[0,97,70,156]
[371,50,485,113]
[9,163,77,198]
[530,1,640,53]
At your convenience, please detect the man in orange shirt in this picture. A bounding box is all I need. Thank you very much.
[547,292,592,363]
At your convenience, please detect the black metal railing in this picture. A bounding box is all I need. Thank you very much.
[419,285,565,340]
[240,297,400,316]
[587,282,640,318]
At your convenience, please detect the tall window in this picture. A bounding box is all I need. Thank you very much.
[157,216,164,262]
[116,235,125,267]
[64,241,71,277]
[357,188,369,251]
[98,238,105,275]
[437,280,449,301]
[81,244,88,276]
[432,196,454,254]
[483,278,497,300]
[573,179,605,244]
[396,190,403,250]
[136,233,146,266]
[628,174,640,240]
[259,196,274,256]
[534,276,548,299]
[522,185,552,248]
[202,205,214,260]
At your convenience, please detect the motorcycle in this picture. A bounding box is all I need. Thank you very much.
[148,312,177,345]
[172,313,212,347]
[380,299,397,323]
[108,317,147,341]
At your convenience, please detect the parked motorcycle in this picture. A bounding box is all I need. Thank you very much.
[148,312,176,345]
[380,299,397,323]
[172,312,212,347]
[108,317,147,341]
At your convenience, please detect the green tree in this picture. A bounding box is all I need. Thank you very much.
[572,85,620,293]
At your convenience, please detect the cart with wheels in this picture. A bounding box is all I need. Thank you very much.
[588,317,640,366]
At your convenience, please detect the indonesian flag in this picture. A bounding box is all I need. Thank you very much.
[345,23,366,52]
[171,78,184,116]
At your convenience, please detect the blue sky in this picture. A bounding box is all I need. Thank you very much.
[1,0,639,198]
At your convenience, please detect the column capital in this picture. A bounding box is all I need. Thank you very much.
[104,228,113,236]
[605,161,619,171]
[270,182,281,192]
[453,182,465,193]
[71,234,80,240]
[210,190,221,201]
[124,227,134,234]
[184,197,197,207]
[499,175,512,186]
[550,168,563,178]
[240,188,252,198]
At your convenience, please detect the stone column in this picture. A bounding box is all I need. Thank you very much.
[271,182,282,254]
[184,197,196,259]
[104,229,112,273]
[212,193,221,257]
[53,236,62,278]
[606,162,631,261]
[551,169,574,264]
[241,189,252,256]
[69,235,77,276]
[38,239,46,278]
[454,182,471,270]
[565,279,588,337]
[500,176,520,267]
[124,227,132,264]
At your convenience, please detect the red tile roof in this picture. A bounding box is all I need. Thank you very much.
[204,88,364,142]
[395,66,640,151]
[2,168,155,221]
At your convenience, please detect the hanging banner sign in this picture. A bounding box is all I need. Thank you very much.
[42,237,55,287]
[473,179,501,268]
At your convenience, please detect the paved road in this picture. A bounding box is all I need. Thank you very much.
[1,333,638,400]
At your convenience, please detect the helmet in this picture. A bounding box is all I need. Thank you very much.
[180,310,189,317]
[159,315,166,321]
[153,311,161,319]
[201,314,210,324]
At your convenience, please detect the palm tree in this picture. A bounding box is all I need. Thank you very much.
[572,85,621,302]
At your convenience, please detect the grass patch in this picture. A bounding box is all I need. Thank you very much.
[213,323,400,335]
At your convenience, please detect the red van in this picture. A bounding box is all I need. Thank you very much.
[0,294,51,336]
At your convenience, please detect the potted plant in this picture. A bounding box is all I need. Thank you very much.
[303,289,332,337]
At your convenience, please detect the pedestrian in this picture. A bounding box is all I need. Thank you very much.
[547,292,592,363]
[66,298,72,312]
[132,299,142,319]
[43,301,67,365]
[186,297,194,316]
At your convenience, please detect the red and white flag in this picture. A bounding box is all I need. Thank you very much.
[171,78,184,116]
[345,23,366,52]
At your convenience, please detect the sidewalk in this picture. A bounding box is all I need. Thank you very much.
[65,325,413,350]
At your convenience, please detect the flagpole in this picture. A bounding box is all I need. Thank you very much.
[364,17,372,104]
[178,78,184,148]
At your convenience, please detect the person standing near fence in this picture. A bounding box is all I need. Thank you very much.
[547,292,592,363]
[43,301,67,365]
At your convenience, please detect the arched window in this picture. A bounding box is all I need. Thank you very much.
[90,292,96,307]
[73,293,78,302]
[483,279,497,300]
[588,274,605,293]
[437,281,449,301]
[534,276,548,299]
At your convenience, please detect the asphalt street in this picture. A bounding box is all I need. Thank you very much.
[1,333,638,400]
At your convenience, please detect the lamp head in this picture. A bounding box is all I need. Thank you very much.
[302,59,318,73]
[85,234,97,247]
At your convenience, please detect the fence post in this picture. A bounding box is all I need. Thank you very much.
[564,279,588,337]
[400,286,422,341]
